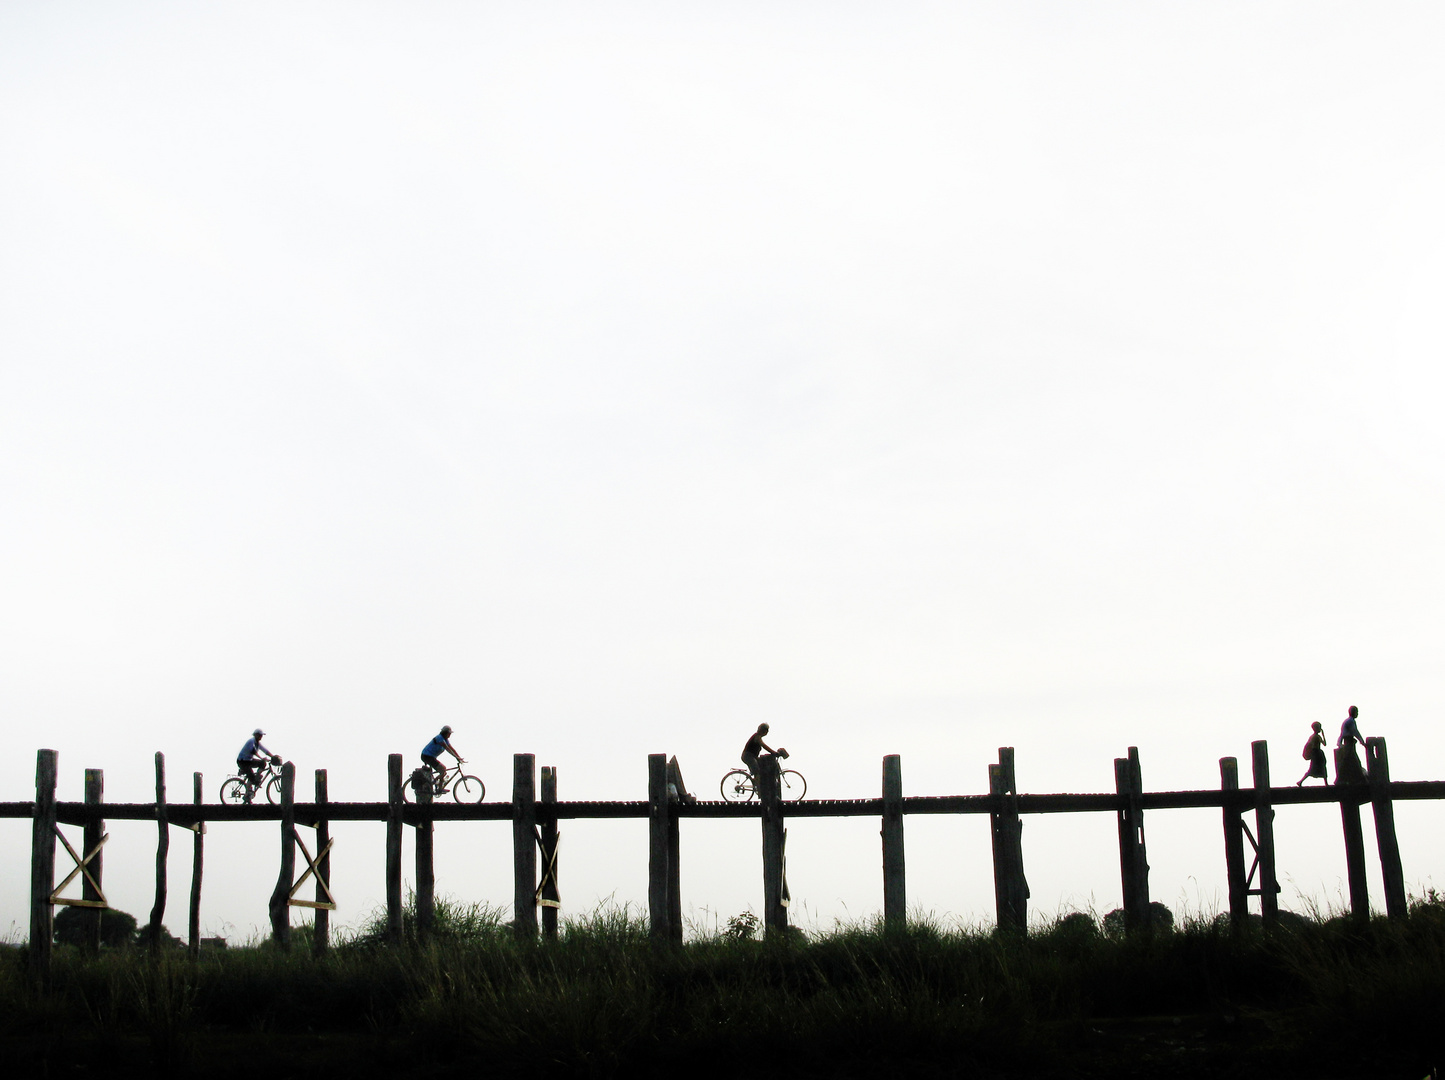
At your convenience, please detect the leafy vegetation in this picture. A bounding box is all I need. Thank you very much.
[2,895,1442,1078]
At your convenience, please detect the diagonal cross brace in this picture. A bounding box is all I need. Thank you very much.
[51,826,109,908]
[287,828,337,910]
[533,825,561,909]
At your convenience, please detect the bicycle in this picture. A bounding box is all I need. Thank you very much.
[219,757,286,806]
[720,753,807,802]
[404,760,485,803]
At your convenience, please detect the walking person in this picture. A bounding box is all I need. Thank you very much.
[1297,721,1328,786]
[1334,705,1368,785]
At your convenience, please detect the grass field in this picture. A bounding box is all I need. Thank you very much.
[3,895,1443,1078]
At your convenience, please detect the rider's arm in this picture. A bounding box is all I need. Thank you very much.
[444,739,461,761]
[760,740,776,756]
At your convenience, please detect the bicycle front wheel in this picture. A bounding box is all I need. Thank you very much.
[264,775,282,805]
[721,769,755,802]
[780,770,807,802]
[219,777,249,805]
[452,775,485,803]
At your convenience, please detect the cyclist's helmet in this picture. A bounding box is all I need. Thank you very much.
[440,725,454,737]
[253,728,264,738]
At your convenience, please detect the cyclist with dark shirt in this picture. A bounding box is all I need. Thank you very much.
[741,723,781,777]
[237,729,274,788]
[421,725,461,793]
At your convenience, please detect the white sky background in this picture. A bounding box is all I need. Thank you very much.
[2,1,1444,942]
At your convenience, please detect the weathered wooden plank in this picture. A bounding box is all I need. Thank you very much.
[512,754,537,938]
[540,766,559,941]
[759,755,787,934]
[881,755,905,928]
[188,772,202,960]
[29,750,58,987]
[648,753,670,946]
[1114,747,1150,932]
[1251,741,1279,924]
[314,770,330,954]
[1334,747,1369,923]
[386,754,403,945]
[416,774,435,940]
[148,752,169,954]
[666,757,683,946]
[990,749,1027,932]
[1220,758,1247,927]
[268,762,296,948]
[83,769,105,955]
[1365,738,1407,919]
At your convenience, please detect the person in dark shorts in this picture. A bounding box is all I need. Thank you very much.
[1297,720,1328,786]
[421,725,461,793]
[742,723,780,777]
[1334,706,1367,785]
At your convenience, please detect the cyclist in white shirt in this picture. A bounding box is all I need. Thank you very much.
[237,729,275,788]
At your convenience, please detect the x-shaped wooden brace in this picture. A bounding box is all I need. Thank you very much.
[1241,817,1280,897]
[50,826,108,908]
[287,828,337,910]
[532,825,561,909]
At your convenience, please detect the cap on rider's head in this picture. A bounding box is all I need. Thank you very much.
[440,725,453,737]
[253,728,264,738]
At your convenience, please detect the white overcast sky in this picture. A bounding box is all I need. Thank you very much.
[2,2,1443,941]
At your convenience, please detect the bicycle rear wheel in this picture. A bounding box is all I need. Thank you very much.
[451,775,485,802]
[219,777,249,805]
[780,770,807,802]
[720,769,755,802]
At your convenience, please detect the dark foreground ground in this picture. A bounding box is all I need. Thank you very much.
[4,898,1443,1079]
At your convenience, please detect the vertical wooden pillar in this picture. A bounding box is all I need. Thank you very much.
[758,755,787,934]
[1220,758,1248,927]
[268,762,295,949]
[29,749,58,986]
[1365,738,1407,920]
[539,766,559,941]
[990,748,1027,932]
[386,754,404,945]
[648,753,671,946]
[149,752,170,953]
[1251,741,1279,924]
[1335,747,1369,924]
[83,769,105,955]
[512,753,537,938]
[188,772,203,960]
[1113,747,1151,931]
[665,759,683,946]
[314,769,331,955]
[416,777,435,940]
[881,755,905,928]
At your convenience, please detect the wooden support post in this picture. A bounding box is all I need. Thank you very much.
[1365,738,1407,920]
[512,753,537,939]
[1335,746,1370,924]
[149,751,169,954]
[83,768,105,955]
[268,761,295,949]
[648,753,671,946]
[990,748,1027,932]
[314,769,330,954]
[1251,740,1279,924]
[386,754,403,945]
[1113,748,1151,931]
[29,749,58,987]
[416,774,435,940]
[666,759,683,946]
[758,755,787,934]
[540,766,559,941]
[881,754,905,929]
[1220,758,1248,928]
[188,772,202,961]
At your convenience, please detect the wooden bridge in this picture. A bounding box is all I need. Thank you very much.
[8,738,1442,986]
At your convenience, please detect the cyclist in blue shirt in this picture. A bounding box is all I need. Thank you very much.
[237,729,275,788]
[421,726,461,794]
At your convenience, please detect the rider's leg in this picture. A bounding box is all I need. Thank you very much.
[421,754,446,791]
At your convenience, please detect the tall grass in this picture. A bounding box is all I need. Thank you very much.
[2,896,1442,1077]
